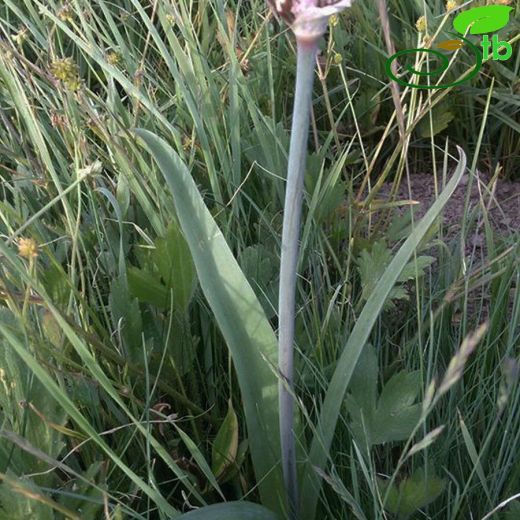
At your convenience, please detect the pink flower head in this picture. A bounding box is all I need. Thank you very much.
[267,0,353,41]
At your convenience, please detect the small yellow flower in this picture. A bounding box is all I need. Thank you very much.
[50,57,81,91]
[446,0,458,12]
[329,14,339,27]
[333,52,342,64]
[17,237,39,259]
[416,16,427,33]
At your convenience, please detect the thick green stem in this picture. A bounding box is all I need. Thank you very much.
[279,38,319,519]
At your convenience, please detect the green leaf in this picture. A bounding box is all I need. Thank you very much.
[212,400,239,480]
[301,147,466,520]
[154,222,196,313]
[41,310,64,349]
[459,415,492,503]
[356,241,392,302]
[116,173,131,218]
[239,245,278,319]
[503,501,520,520]
[239,245,276,290]
[173,425,224,499]
[109,274,143,362]
[373,370,422,444]
[165,311,197,376]
[378,468,445,519]
[0,310,67,470]
[41,263,71,307]
[397,256,435,282]
[377,370,422,412]
[348,343,378,414]
[356,241,435,309]
[178,501,279,520]
[127,266,170,309]
[220,439,249,484]
[453,5,513,35]
[0,250,182,517]
[0,473,55,520]
[243,117,289,183]
[417,110,454,138]
[346,346,422,448]
[134,129,284,515]
[59,462,106,519]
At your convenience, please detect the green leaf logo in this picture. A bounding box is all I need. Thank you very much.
[453,5,513,35]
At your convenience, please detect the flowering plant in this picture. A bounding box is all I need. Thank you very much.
[267,0,352,41]
[266,1,353,517]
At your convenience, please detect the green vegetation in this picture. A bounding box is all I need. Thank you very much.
[0,1,518,519]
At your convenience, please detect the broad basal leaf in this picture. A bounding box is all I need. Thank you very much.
[109,274,143,362]
[356,240,435,309]
[346,345,422,448]
[134,129,284,515]
[154,222,196,313]
[378,468,445,519]
[212,400,239,480]
[178,501,279,520]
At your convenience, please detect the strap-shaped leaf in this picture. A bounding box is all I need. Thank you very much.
[134,129,285,515]
[178,501,279,519]
[301,147,467,519]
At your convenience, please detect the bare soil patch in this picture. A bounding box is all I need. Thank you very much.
[378,171,520,251]
[375,171,519,323]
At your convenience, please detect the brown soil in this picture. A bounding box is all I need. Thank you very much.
[377,170,520,250]
[376,171,519,322]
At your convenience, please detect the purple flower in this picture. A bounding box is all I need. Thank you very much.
[267,0,353,41]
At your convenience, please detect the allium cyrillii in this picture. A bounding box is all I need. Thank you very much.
[267,1,352,42]
[266,1,354,518]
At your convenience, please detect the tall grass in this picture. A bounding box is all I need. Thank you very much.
[0,1,518,519]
